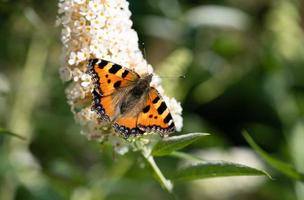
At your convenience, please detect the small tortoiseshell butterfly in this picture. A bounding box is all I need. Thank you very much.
[87,59,175,138]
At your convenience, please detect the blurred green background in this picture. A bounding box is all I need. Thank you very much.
[1,0,304,199]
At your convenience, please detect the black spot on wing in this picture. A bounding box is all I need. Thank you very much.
[152,96,160,104]
[109,64,122,74]
[163,113,172,123]
[157,102,167,115]
[98,60,108,69]
[143,105,150,113]
[121,70,129,78]
[107,79,111,83]
[114,81,122,89]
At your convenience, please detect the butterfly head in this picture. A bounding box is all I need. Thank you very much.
[140,73,153,85]
[134,73,153,92]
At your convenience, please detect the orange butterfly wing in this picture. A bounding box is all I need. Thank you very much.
[88,59,139,96]
[88,59,176,137]
[137,88,175,136]
[91,90,115,121]
[113,116,144,137]
[88,59,139,121]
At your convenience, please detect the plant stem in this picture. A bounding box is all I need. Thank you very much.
[143,153,173,193]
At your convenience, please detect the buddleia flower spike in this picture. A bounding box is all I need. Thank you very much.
[57,0,183,152]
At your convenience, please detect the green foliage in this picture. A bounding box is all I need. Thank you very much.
[151,132,209,156]
[243,131,304,181]
[171,161,269,181]
[145,132,267,192]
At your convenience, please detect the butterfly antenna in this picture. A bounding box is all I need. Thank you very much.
[141,42,150,74]
[159,75,186,79]
[142,42,147,60]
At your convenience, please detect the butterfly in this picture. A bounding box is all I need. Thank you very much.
[87,58,176,138]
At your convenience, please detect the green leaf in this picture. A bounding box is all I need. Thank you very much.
[243,130,304,181]
[152,132,209,156]
[169,151,204,162]
[171,161,269,181]
[0,128,26,140]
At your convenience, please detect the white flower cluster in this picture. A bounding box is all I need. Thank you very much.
[57,0,183,143]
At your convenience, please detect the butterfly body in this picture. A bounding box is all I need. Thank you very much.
[119,74,152,115]
[87,59,175,138]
